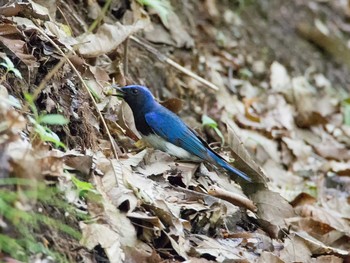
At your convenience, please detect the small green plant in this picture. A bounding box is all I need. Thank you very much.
[24,93,68,149]
[0,56,22,81]
[202,115,225,146]
[0,178,82,262]
[71,175,95,195]
[136,0,173,27]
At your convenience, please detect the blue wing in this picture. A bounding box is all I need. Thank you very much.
[145,110,211,161]
[145,109,251,182]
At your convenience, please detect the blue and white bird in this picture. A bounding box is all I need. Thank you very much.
[115,85,251,182]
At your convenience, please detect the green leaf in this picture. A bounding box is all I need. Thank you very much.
[202,115,225,145]
[24,92,34,104]
[86,82,101,102]
[30,118,67,149]
[11,68,23,79]
[71,176,94,193]
[40,114,69,125]
[0,57,22,80]
[3,56,14,68]
[202,115,218,129]
[136,0,172,27]
[214,127,225,146]
[0,62,8,69]
[24,92,38,118]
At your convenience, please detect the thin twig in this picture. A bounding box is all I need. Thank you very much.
[129,36,219,91]
[208,185,257,212]
[35,26,119,158]
[123,38,129,77]
[58,0,88,32]
[57,6,73,36]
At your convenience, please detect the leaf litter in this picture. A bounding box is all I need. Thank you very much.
[1,0,350,262]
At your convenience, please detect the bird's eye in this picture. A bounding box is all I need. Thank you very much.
[132,89,139,94]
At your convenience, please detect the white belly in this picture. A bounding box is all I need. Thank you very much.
[142,134,202,162]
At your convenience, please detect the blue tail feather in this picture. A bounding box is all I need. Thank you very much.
[208,151,251,182]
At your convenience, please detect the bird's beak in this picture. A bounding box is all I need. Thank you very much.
[111,85,125,98]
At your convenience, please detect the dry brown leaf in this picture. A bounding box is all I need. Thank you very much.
[315,255,344,263]
[0,25,38,67]
[295,231,349,256]
[290,192,317,207]
[118,101,141,141]
[2,1,51,20]
[77,20,149,58]
[144,23,176,46]
[262,94,295,131]
[282,137,312,160]
[241,130,281,164]
[292,76,338,127]
[123,246,161,263]
[167,162,198,188]
[224,116,269,185]
[97,155,139,212]
[88,65,110,82]
[166,10,195,46]
[0,2,26,17]
[0,23,21,35]
[0,36,37,67]
[40,156,65,177]
[257,252,284,263]
[120,149,148,167]
[188,235,246,261]
[145,11,194,48]
[312,126,350,160]
[224,115,295,237]
[136,149,175,176]
[80,223,124,263]
[251,190,295,236]
[32,0,56,19]
[94,175,138,247]
[199,163,245,197]
[320,188,350,219]
[279,234,312,262]
[322,160,350,175]
[295,204,350,234]
[160,98,184,114]
[263,159,301,188]
[44,21,77,48]
[64,154,93,176]
[291,217,344,246]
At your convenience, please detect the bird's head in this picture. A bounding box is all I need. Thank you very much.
[114,85,156,112]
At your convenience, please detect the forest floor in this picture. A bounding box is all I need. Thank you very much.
[1,0,350,262]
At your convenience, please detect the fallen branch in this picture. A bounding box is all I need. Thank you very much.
[208,185,257,212]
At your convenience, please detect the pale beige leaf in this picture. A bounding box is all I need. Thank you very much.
[80,223,124,263]
[77,20,149,58]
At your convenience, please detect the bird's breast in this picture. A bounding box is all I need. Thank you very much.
[142,134,202,162]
